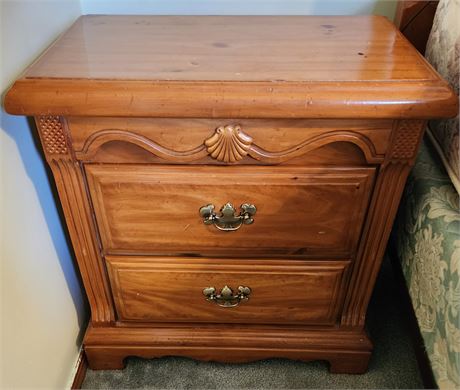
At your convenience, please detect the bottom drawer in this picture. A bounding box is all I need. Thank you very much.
[106,257,350,325]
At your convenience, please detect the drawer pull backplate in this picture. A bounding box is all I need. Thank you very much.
[203,285,251,308]
[199,203,256,231]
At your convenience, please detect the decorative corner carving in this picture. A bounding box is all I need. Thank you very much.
[37,116,68,155]
[204,125,253,163]
[390,120,425,161]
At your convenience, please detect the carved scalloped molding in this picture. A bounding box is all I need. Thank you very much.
[204,125,253,163]
[78,127,383,164]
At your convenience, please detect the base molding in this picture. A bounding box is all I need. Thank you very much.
[70,350,88,389]
[84,323,372,374]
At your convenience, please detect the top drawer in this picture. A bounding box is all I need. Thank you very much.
[86,165,375,258]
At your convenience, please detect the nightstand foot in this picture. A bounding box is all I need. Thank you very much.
[85,348,127,370]
[328,352,371,374]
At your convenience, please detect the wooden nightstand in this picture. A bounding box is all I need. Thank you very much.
[5,15,457,373]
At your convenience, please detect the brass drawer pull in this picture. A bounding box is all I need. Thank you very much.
[203,285,251,308]
[199,203,256,231]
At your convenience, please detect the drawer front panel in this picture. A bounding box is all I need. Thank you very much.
[106,257,350,325]
[86,165,375,257]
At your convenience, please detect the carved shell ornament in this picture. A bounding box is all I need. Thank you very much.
[204,125,253,163]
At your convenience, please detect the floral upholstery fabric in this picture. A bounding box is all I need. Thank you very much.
[394,137,460,389]
[393,1,460,387]
[424,0,460,191]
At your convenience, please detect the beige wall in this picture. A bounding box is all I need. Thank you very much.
[0,1,84,388]
[81,0,397,20]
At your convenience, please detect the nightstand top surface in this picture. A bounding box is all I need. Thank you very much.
[22,15,434,82]
[5,15,457,118]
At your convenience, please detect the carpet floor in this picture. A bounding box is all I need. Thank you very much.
[82,257,423,389]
